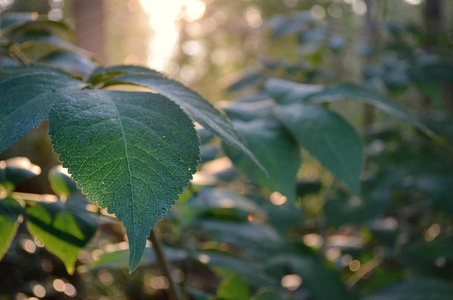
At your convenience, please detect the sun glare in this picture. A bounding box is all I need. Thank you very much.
[139,0,206,71]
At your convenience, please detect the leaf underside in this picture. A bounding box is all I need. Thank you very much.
[49,90,200,272]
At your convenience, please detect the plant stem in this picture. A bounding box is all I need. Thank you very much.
[150,229,182,300]
[346,255,383,288]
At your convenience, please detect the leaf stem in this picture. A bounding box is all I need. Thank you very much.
[150,229,183,300]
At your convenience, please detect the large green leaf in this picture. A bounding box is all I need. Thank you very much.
[89,65,263,171]
[0,72,85,153]
[48,90,200,272]
[275,103,363,196]
[0,197,24,260]
[26,197,97,274]
[223,118,301,203]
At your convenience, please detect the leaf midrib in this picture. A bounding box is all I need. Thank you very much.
[109,98,136,258]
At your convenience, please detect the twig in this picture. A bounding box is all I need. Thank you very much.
[346,256,384,288]
[10,192,59,203]
[150,229,182,300]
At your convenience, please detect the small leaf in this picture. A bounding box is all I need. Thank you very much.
[0,72,85,153]
[217,274,250,300]
[228,71,265,92]
[49,90,200,272]
[265,78,323,104]
[89,65,264,172]
[0,197,24,260]
[26,197,97,274]
[0,157,41,188]
[252,288,293,300]
[48,165,80,198]
[275,103,363,196]
[223,118,301,203]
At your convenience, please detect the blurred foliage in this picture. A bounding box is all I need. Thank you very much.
[1,0,453,300]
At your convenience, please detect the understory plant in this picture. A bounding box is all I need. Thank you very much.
[1,9,452,300]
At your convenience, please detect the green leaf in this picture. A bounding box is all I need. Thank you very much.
[217,275,250,300]
[303,83,428,132]
[26,197,97,274]
[10,40,94,65]
[252,288,293,300]
[0,157,41,188]
[89,65,264,171]
[0,72,85,153]
[365,278,453,300]
[186,187,261,222]
[90,246,187,270]
[228,71,265,92]
[223,118,301,203]
[0,65,70,82]
[48,165,80,198]
[194,221,283,259]
[0,197,24,260]
[275,103,363,196]
[196,251,276,287]
[222,98,275,122]
[1,15,71,40]
[265,78,323,105]
[48,90,200,272]
[38,51,97,76]
[265,254,352,300]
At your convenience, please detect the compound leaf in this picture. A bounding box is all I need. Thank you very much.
[48,90,200,272]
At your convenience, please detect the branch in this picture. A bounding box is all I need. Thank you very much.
[150,229,183,300]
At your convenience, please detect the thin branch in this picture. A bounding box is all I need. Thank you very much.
[10,192,59,203]
[150,229,183,300]
[346,256,384,288]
